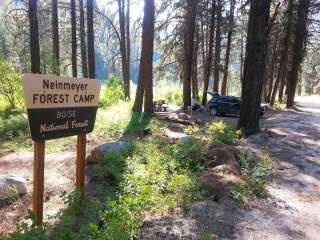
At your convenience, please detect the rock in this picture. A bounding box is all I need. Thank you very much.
[178,136,194,142]
[143,128,152,135]
[88,141,127,164]
[178,112,191,120]
[0,175,27,200]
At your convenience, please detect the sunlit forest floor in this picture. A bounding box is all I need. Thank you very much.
[1,96,320,239]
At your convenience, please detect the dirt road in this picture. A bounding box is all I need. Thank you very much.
[234,96,320,240]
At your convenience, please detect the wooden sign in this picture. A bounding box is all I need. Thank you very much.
[23,73,101,141]
[22,73,101,225]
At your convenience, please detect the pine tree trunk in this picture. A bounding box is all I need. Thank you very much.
[117,0,130,99]
[201,0,215,106]
[79,0,88,78]
[213,0,222,93]
[52,0,60,75]
[264,31,278,102]
[270,0,293,106]
[71,0,77,77]
[132,0,155,113]
[286,0,310,108]
[183,0,198,108]
[192,31,199,100]
[221,0,235,96]
[266,36,278,102]
[278,73,286,102]
[240,35,244,83]
[238,0,271,136]
[28,0,41,73]
[125,0,131,99]
[143,0,155,114]
[87,0,95,78]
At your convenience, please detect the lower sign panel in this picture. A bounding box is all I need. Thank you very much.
[27,107,98,141]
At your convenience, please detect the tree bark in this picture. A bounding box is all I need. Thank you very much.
[192,30,199,100]
[125,0,131,99]
[183,0,198,108]
[28,0,41,74]
[87,0,95,78]
[132,0,155,113]
[262,3,280,103]
[270,0,294,105]
[201,0,215,106]
[79,0,88,78]
[240,35,244,84]
[117,0,130,99]
[266,34,278,102]
[238,0,271,136]
[221,0,235,96]
[286,0,310,108]
[52,0,60,75]
[213,0,222,93]
[71,0,77,77]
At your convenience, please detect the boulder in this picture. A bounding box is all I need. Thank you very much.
[0,175,27,200]
[87,140,127,164]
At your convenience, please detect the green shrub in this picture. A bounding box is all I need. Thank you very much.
[0,114,29,139]
[100,75,125,107]
[89,139,207,239]
[0,59,23,109]
[232,156,274,203]
[184,125,201,136]
[9,211,48,240]
[94,152,127,182]
[164,89,182,106]
[273,101,284,111]
[208,121,239,145]
[10,128,207,240]
[167,173,203,210]
[172,139,206,172]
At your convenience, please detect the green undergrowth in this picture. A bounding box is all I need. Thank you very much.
[272,101,285,111]
[9,133,208,240]
[208,121,242,145]
[89,138,207,239]
[231,155,274,203]
[207,121,273,204]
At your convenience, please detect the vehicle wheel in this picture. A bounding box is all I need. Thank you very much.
[210,108,217,116]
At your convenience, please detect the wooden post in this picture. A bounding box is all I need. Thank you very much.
[33,141,45,225]
[76,134,86,190]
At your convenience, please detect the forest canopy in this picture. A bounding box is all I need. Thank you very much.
[0,0,319,132]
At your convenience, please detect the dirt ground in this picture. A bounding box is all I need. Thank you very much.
[141,96,320,240]
[0,136,108,235]
[1,96,320,239]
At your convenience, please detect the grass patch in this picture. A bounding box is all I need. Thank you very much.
[9,135,208,240]
[208,121,241,145]
[0,114,28,139]
[89,138,207,239]
[99,75,125,107]
[231,155,274,203]
[153,80,182,106]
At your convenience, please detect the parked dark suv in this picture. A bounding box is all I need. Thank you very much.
[206,92,266,117]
